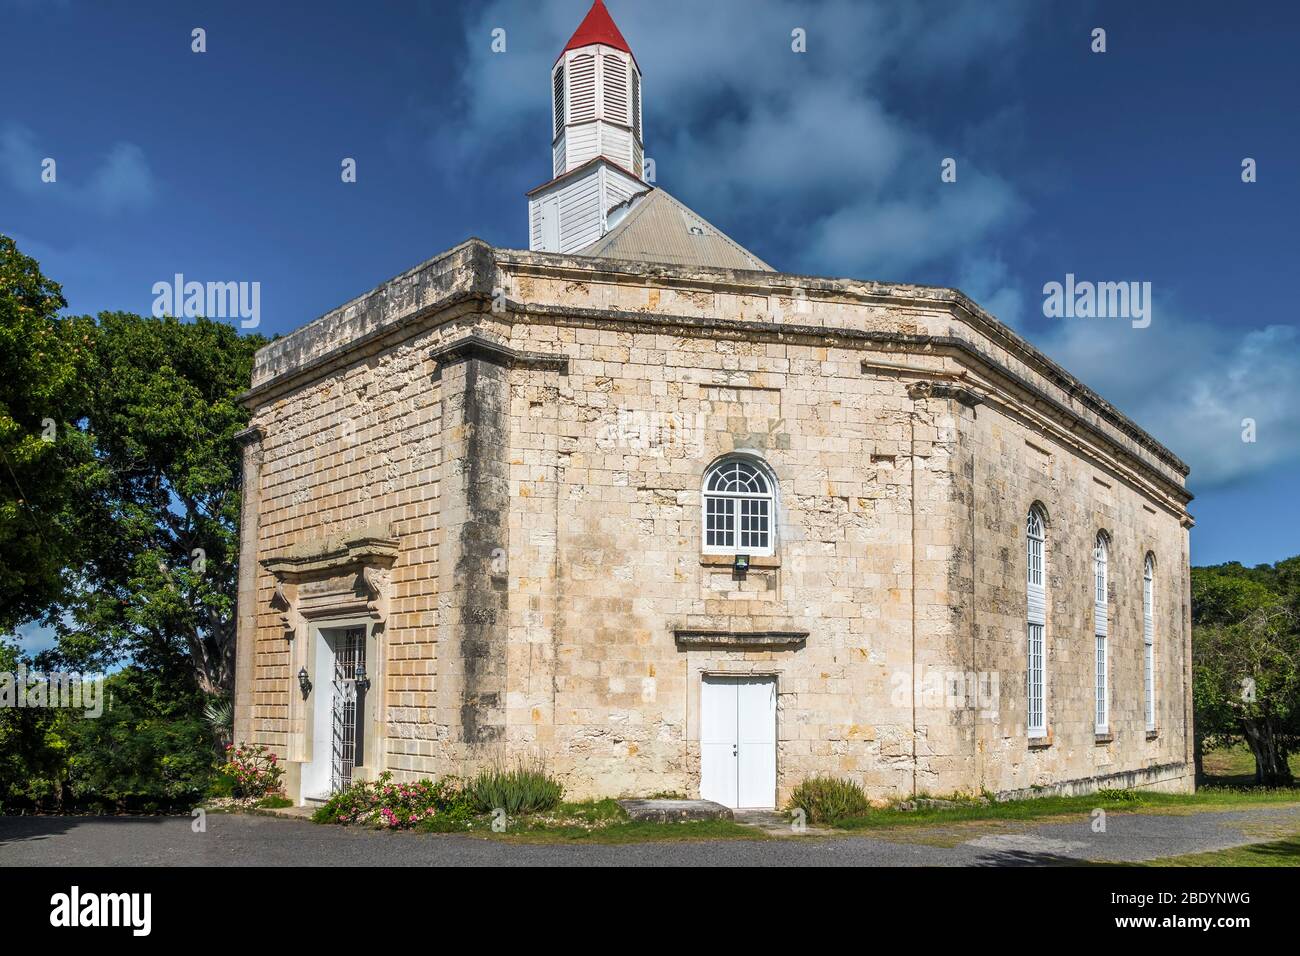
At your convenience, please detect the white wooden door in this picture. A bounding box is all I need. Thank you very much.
[539,196,560,251]
[700,676,776,809]
[700,677,739,808]
[737,678,777,808]
[302,630,335,801]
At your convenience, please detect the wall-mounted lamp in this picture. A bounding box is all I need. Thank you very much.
[297,666,312,699]
[733,553,750,573]
[354,661,371,692]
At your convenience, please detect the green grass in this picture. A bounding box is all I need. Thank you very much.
[829,786,1300,832]
[442,798,763,844]
[254,795,294,809]
[491,818,762,844]
[1131,833,1300,867]
[1202,742,1300,788]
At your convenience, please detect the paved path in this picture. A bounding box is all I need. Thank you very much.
[2,804,1298,866]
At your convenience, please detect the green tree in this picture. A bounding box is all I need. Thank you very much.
[1,236,265,808]
[1193,564,1300,786]
[1,235,265,697]
[65,665,216,811]
[50,311,266,697]
[0,640,74,812]
[0,235,98,632]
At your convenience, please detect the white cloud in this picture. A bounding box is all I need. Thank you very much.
[1037,314,1300,489]
[439,0,1034,279]
[439,1,1299,492]
[0,122,156,214]
[956,254,1025,328]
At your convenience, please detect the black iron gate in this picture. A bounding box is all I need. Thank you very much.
[330,627,366,793]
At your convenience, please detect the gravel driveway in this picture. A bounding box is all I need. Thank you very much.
[2,804,1298,867]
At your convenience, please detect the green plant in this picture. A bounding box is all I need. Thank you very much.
[203,696,234,750]
[787,775,871,824]
[313,772,473,829]
[219,742,284,799]
[255,794,293,809]
[464,756,563,814]
[1097,787,1142,803]
[57,666,217,813]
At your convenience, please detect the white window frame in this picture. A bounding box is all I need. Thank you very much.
[1026,507,1047,739]
[701,456,776,557]
[1093,532,1109,734]
[1143,554,1156,732]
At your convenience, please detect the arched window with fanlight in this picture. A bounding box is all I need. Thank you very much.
[702,457,775,556]
[1143,553,1156,732]
[1026,506,1047,739]
[1093,532,1110,733]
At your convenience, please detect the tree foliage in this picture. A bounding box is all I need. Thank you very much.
[0,235,96,632]
[2,232,266,694]
[0,234,266,809]
[1193,561,1300,785]
[51,310,265,695]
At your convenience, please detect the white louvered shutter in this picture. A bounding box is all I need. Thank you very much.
[632,70,641,139]
[1027,512,1045,626]
[1093,537,1108,638]
[553,64,565,137]
[1144,557,1155,730]
[1026,509,1046,737]
[1093,535,1109,732]
[569,54,596,123]
[602,54,628,125]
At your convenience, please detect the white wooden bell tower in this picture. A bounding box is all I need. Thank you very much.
[529,0,649,254]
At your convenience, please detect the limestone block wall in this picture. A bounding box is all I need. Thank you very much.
[502,318,978,804]
[245,332,450,780]
[235,240,1193,805]
[960,395,1193,795]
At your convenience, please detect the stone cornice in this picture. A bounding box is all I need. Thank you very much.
[235,237,1190,507]
[260,529,399,579]
[906,380,984,408]
[674,629,809,649]
[233,424,265,447]
[428,334,569,374]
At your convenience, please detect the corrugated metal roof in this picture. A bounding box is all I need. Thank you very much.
[577,188,774,272]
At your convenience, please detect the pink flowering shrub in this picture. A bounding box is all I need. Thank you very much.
[219,743,285,799]
[312,772,473,829]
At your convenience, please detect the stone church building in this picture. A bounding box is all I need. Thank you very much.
[233,1,1195,808]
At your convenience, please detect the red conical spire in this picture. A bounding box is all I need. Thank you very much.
[560,0,633,60]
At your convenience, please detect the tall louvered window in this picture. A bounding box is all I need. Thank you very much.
[1026,507,1047,738]
[602,54,628,125]
[553,64,565,136]
[703,458,775,556]
[569,53,596,123]
[1094,532,1109,733]
[632,70,641,139]
[1144,554,1156,732]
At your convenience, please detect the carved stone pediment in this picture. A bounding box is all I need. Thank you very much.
[261,523,398,629]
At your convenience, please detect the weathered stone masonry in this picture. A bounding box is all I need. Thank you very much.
[234,239,1194,806]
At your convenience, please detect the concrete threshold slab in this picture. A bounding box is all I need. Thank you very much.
[617,799,733,823]
[732,808,834,837]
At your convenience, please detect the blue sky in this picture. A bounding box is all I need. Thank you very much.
[2,0,1298,570]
